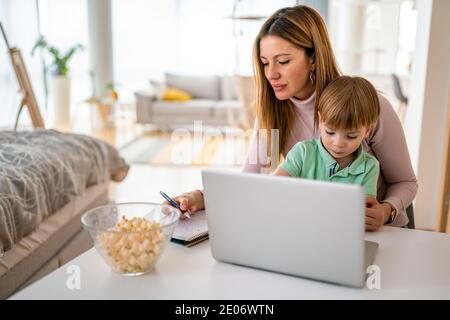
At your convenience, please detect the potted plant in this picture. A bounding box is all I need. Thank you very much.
[106,82,120,101]
[32,36,85,127]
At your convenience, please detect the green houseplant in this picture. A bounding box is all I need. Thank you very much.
[31,37,85,127]
[31,36,85,76]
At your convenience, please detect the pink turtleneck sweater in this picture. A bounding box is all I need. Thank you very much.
[243,92,418,227]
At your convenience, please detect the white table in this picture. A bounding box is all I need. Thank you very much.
[11,227,450,299]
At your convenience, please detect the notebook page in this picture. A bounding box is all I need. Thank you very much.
[172,210,208,241]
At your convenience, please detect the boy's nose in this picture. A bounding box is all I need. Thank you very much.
[334,139,346,148]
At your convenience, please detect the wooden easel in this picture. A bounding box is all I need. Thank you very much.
[1,22,45,129]
[438,89,450,233]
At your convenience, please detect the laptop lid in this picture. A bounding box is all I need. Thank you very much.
[202,169,367,288]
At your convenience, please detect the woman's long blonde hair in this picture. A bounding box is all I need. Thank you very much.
[253,5,341,162]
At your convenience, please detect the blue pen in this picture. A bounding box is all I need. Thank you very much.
[160,191,191,219]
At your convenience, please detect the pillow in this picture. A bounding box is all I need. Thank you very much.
[161,87,193,101]
[149,79,167,99]
[165,73,220,100]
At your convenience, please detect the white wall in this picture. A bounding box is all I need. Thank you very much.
[404,0,450,230]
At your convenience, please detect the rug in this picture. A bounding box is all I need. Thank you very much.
[120,131,251,167]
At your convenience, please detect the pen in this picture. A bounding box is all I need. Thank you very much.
[160,191,191,219]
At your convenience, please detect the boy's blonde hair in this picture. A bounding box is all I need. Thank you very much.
[318,76,380,130]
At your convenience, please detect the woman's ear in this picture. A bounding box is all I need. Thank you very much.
[309,54,316,71]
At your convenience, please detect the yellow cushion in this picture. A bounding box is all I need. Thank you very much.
[161,87,193,101]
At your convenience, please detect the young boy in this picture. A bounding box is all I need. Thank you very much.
[273,76,380,198]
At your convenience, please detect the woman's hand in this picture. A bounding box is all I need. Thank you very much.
[365,197,391,232]
[163,190,205,219]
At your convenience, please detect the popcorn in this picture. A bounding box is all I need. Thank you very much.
[98,216,166,274]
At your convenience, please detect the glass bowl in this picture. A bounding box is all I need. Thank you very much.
[81,202,180,276]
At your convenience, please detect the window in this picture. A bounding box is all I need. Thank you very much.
[0,0,90,129]
[0,0,42,128]
[329,0,417,76]
[112,0,296,99]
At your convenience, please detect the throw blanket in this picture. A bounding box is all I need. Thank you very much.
[0,130,129,252]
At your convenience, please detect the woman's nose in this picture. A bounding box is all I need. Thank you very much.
[266,64,280,80]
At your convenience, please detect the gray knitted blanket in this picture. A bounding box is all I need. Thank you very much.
[0,130,129,252]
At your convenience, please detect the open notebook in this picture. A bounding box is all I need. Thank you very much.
[171,210,208,247]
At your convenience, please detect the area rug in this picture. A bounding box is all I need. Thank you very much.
[120,131,251,167]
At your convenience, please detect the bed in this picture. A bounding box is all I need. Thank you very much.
[0,129,129,298]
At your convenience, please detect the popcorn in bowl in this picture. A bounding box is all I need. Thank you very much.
[82,203,180,276]
[98,217,166,274]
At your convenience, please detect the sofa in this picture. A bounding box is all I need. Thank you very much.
[135,73,247,129]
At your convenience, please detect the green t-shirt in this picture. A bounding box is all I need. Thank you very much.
[280,139,380,197]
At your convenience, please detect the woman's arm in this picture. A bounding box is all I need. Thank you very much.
[367,94,418,226]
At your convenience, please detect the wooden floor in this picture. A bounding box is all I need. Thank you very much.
[68,102,143,148]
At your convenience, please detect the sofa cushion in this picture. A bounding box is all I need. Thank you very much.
[165,73,220,100]
[162,87,193,101]
[149,80,167,99]
[214,100,243,110]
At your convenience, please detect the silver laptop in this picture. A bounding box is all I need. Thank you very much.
[201,169,378,288]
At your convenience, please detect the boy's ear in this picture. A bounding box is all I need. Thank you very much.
[365,126,373,138]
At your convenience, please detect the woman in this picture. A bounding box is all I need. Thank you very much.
[169,5,417,231]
